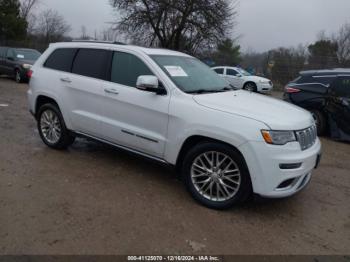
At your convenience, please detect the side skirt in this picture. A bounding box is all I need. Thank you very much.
[73,131,171,166]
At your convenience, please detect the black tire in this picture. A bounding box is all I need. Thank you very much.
[243,82,257,92]
[310,109,327,136]
[15,69,22,83]
[37,103,75,149]
[182,142,252,210]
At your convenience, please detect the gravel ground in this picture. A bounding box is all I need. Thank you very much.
[0,78,349,255]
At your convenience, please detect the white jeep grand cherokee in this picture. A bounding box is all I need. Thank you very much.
[27,42,322,209]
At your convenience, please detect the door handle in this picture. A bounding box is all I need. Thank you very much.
[104,88,119,95]
[60,77,72,83]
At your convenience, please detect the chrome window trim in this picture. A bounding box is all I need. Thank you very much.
[290,82,330,88]
[312,75,337,78]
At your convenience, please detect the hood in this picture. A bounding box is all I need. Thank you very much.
[193,90,314,130]
[245,75,270,82]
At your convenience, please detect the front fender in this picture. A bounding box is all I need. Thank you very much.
[164,113,267,165]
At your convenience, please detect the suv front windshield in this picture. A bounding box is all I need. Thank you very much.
[151,55,232,94]
[14,49,41,61]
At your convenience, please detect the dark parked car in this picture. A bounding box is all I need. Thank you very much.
[284,69,350,141]
[0,47,41,83]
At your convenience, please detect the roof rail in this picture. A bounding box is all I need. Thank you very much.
[71,40,126,45]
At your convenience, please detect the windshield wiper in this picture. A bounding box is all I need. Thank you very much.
[186,89,225,94]
[187,84,238,94]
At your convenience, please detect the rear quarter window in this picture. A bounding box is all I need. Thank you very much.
[298,75,314,83]
[44,48,78,72]
[290,76,302,83]
[312,76,336,86]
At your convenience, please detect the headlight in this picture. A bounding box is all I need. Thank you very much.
[261,130,296,145]
[22,64,32,69]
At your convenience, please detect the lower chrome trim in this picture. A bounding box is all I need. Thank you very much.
[74,131,168,164]
[121,129,159,143]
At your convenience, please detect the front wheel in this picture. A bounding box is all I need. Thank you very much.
[243,82,257,92]
[37,104,75,149]
[310,109,327,136]
[182,142,252,210]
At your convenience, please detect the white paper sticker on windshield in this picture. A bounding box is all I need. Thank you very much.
[164,66,188,77]
[17,54,24,59]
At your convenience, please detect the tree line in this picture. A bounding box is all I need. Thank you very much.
[241,25,350,87]
[0,0,71,51]
[0,0,242,65]
[1,0,349,87]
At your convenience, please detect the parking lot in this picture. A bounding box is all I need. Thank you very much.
[0,77,349,255]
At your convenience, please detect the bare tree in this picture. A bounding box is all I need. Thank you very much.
[110,0,237,55]
[269,45,308,85]
[35,9,71,44]
[334,23,350,67]
[79,25,90,40]
[19,0,39,20]
[101,26,117,41]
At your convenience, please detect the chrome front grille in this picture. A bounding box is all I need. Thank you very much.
[295,125,317,151]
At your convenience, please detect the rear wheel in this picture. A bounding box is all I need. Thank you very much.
[15,69,22,83]
[182,142,252,210]
[310,109,327,136]
[37,103,75,149]
[243,82,257,92]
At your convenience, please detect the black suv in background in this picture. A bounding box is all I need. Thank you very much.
[0,47,41,83]
[284,69,350,141]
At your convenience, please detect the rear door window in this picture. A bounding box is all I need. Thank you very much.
[72,49,111,80]
[44,48,78,72]
[213,68,224,75]
[110,51,153,87]
[332,76,350,98]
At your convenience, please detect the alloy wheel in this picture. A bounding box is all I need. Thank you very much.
[15,71,21,83]
[244,83,255,92]
[190,151,241,202]
[40,109,62,144]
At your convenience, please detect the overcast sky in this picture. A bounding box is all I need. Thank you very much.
[39,0,350,53]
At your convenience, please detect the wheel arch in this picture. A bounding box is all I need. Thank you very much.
[35,95,60,119]
[243,81,257,88]
[175,135,248,172]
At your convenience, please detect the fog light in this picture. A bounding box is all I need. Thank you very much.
[279,163,302,170]
[277,178,296,189]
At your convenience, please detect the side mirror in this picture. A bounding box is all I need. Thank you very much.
[237,74,242,77]
[136,75,165,94]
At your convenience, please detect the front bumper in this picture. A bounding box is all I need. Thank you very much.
[257,82,273,93]
[239,138,321,198]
